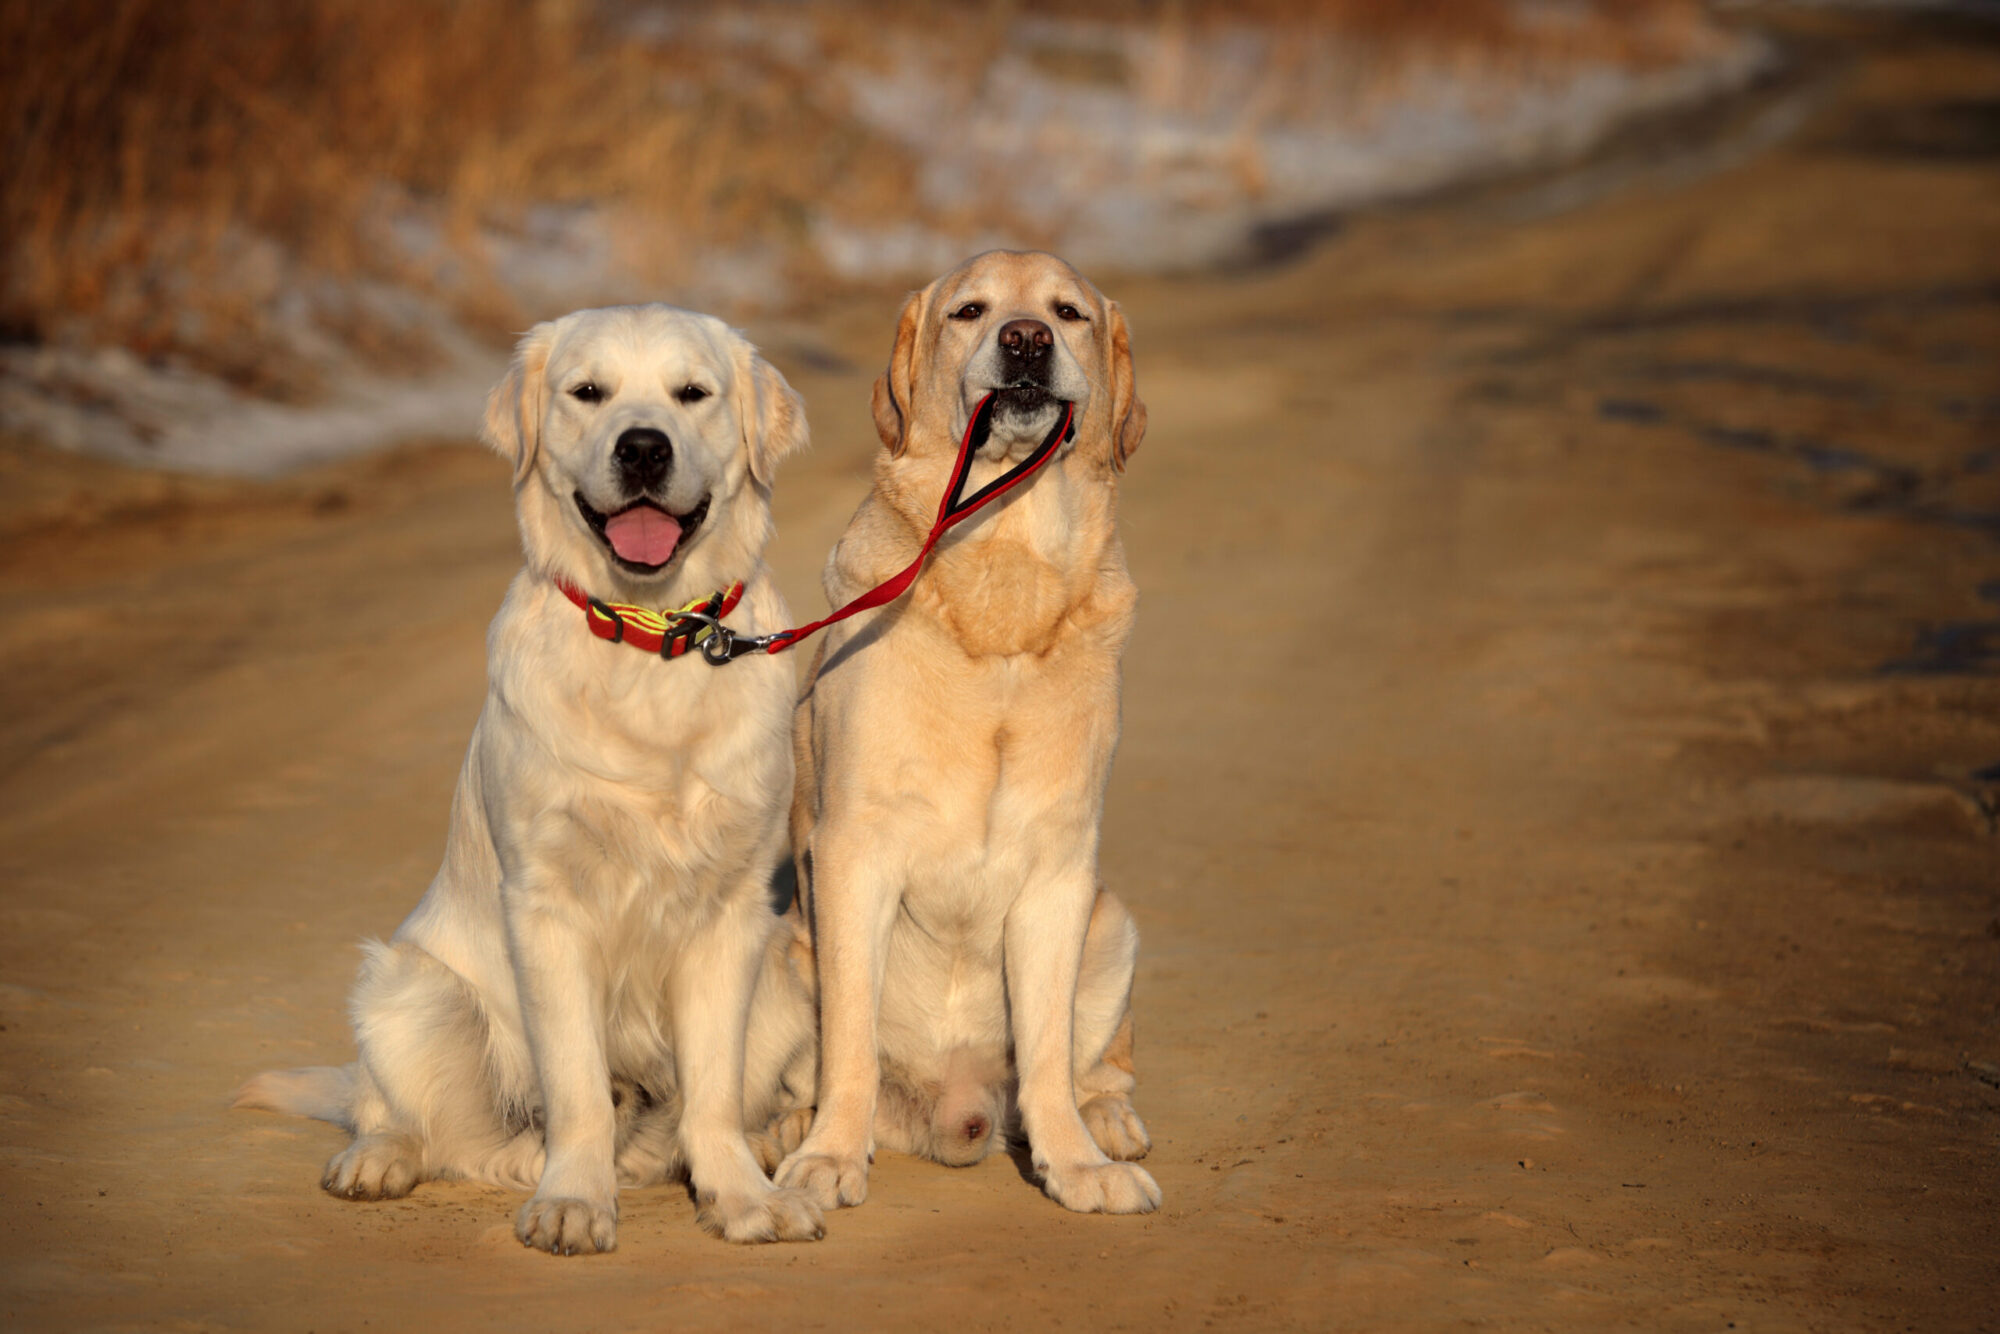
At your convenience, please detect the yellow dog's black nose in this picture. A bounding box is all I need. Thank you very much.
[998,318,1053,376]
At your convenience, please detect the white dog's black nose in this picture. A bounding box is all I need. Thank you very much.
[613,427,672,490]
[998,319,1053,380]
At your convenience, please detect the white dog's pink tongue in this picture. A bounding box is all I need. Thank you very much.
[604,505,682,565]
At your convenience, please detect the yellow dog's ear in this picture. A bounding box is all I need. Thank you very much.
[482,321,557,487]
[1107,301,1146,473]
[736,340,810,486]
[871,286,931,458]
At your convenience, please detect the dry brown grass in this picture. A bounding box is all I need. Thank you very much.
[0,0,1724,400]
[0,0,909,391]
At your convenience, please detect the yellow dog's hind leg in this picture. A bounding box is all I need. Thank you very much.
[1072,889,1151,1163]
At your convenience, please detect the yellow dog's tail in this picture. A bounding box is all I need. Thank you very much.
[230,1064,356,1129]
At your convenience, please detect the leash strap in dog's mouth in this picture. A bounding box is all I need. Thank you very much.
[708,393,1074,663]
[556,394,1073,665]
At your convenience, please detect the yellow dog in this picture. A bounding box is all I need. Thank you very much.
[781,251,1158,1215]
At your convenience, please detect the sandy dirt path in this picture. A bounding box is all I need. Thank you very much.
[2,12,1996,1332]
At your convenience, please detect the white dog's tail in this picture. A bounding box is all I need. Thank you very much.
[231,1064,357,1129]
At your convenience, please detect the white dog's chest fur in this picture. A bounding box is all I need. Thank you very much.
[398,577,795,1068]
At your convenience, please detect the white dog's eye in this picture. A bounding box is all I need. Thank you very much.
[949,302,984,321]
[1055,303,1086,323]
[676,384,710,404]
[570,382,604,403]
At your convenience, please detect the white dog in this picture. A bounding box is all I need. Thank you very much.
[779,252,1159,1216]
[236,305,823,1251]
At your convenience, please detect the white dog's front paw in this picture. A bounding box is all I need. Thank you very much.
[515,1194,618,1255]
[1079,1093,1152,1162]
[694,1183,825,1244]
[1039,1157,1162,1215]
[322,1133,420,1200]
[776,1148,870,1210]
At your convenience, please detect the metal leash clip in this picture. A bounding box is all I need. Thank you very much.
[662,609,786,664]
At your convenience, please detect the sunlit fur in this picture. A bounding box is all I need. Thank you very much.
[234,305,824,1251]
[778,252,1160,1215]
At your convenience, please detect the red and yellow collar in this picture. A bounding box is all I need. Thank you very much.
[555,579,745,658]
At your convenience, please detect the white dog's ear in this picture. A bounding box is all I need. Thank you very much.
[871,286,930,458]
[736,342,810,486]
[482,322,557,486]
[1106,301,1146,473]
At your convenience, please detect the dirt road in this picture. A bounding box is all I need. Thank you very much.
[2,11,1995,1331]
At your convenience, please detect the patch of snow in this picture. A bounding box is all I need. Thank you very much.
[0,329,500,478]
[819,18,1775,277]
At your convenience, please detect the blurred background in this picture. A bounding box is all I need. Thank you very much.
[0,0,1761,473]
[4,3,1998,1326]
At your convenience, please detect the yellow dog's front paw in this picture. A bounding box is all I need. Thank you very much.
[748,1106,816,1174]
[1079,1093,1152,1162]
[1040,1157,1162,1214]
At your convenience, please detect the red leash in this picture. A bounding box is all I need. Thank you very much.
[743,392,1075,660]
[560,391,1074,665]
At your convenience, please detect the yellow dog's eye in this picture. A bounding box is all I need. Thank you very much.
[570,382,604,403]
[1055,303,1085,323]
[676,384,710,404]
[949,303,984,321]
